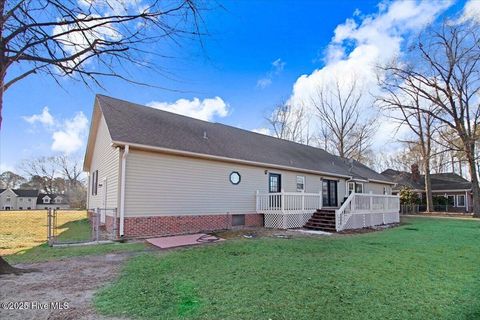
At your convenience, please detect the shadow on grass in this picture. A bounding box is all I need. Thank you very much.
[56,218,92,243]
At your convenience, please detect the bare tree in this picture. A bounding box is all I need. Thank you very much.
[0,171,26,188]
[265,101,312,145]
[311,76,376,162]
[380,22,480,216]
[20,156,57,193]
[0,0,206,129]
[377,79,440,212]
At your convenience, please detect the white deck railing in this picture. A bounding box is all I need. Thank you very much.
[335,193,400,231]
[256,190,322,228]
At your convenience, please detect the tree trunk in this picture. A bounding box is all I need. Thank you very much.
[424,161,434,212]
[0,256,33,275]
[466,147,480,216]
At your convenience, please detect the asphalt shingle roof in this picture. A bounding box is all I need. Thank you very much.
[0,189,39,197]
[381,169,472,191]
[37,193,67,204]
[96,95,392,183]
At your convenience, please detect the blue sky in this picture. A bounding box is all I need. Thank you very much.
[0,0,475,173]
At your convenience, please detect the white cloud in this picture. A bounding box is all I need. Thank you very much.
[257,58,286,89]
[147,97,229,121]
[23,108,89,154]
[23,107,55,126]
[288,0,453,150]
[251,127,271,136]
[459,0,480,23]
[51,112,89,154]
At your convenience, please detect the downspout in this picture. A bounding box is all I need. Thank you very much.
[119,145,129,237]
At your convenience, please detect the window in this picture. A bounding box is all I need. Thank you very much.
[27,207,31,210]
[446,195,455,206]
[355,183,363,193]
[28,198,31,202]
[347,182,363,194]
[456,195,466,207]
[268,173,281,193]
[19,207,23,210]
[383,187,387,195]
[19,198,23,202]
[229,172,241,185]
[322,179,338,207]
[43,196,50,204]
[6,196,10,202]
[232,214,245,226]
[55,197,62,203]
[91,170,99,196]
[296,176,305,192]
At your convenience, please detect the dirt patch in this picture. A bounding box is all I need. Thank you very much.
[0,253,133,320]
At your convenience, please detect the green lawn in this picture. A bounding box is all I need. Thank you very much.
[95,217,480,320]
[56,218,92,243]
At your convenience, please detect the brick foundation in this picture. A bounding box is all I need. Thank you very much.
[123,213,264,238]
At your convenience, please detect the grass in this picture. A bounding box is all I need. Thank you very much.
[0,210,90,255]
[95,217,480,320]
[1,209,148,264]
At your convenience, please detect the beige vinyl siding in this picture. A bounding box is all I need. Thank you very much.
[365,182,392,195]
[87,114,120,210]
[124,150,347,217]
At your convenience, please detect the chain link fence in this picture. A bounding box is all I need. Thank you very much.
[47,208,118,245]
[0,209,49,255]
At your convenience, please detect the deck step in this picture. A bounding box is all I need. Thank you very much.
[304,209,336,232]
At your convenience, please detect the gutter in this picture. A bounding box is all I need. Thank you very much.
[119,145,129,237]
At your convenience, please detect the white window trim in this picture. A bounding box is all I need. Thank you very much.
[347,182,364,195]
[456,194,466,207]
[446,195,455,207]
[43,196,51,204]
[355,182,364,194]
[296,175,305,192]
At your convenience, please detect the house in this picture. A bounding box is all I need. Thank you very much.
[382,166,473,213]
[0,188,38,210]
[36,193,70,210]
[0,188,70,210]
[83,95,400,238]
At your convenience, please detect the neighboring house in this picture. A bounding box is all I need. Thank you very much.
[382,167,473,213]
[0,188,38,210]
[0,188,70,210]
[36,193,70,210]
[83,95,399,238]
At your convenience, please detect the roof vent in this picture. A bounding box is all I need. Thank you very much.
[203,131,208,140]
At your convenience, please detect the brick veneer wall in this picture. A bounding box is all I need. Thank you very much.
[123,213,264,238]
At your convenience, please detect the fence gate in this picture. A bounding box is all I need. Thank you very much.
[47,208,118,246]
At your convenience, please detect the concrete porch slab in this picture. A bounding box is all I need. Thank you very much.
[294,229,332,235]
[146,233,224,249]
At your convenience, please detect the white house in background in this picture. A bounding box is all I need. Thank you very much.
[36,193,70,210]
[83,95,400,239]
[0,188,70,210]
[0,188,38,210]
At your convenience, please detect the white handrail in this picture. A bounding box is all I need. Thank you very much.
[256,190,322,214]
[335,193,400,231]
[335,192,354,231]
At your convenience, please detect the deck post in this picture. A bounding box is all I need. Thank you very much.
[302,191,305,213]
[319,191,322,209]
[256,190,259,212]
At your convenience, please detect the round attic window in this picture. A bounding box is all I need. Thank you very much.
[229,171,241,185]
